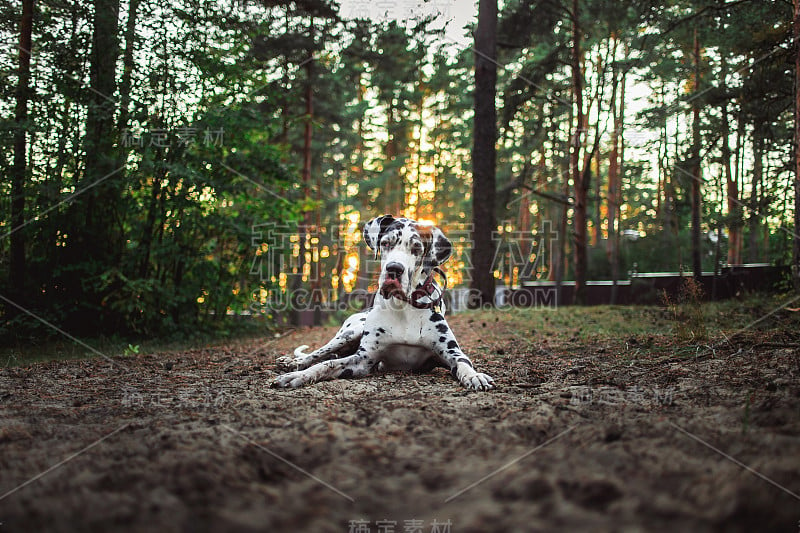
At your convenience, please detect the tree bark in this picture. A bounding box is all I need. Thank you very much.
[721,91,741,266]
[60,0,121,327]
[117,0,140,136]
[79,0,121,253]
[571,0,588,304]
[592,143,601,247]
[794,0,800,290]
[518,187,532,281]
[470,0,498,307]
[384,101,401,214]
[302,34,313,209]
[748,132,764,263]
[617,68,626,284]
[294,17,315,325]
[690,27,703,280]
[10,0,34,305]
[607,47,621,304]
[557,163,570,303]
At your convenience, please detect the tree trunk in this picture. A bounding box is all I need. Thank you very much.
[552,108,570,303]
[117,0,139,135]
[47,2,80,228]
[718,55,740,266]
[293,19,315,325]
[660,85,674,232]
[592,144,601,247]
[58,0,121,328]
[557,166,570,304]
[354,71,371,296]
[411,68,426,220]
[571,0,588,304]
[84,0,121,197]
[518,186,531,283]
[690,28,703,280]
[302,46,313,208]
[76,0,121,257]
[617,68,626,282]
[748,132,764,263]
[721,93,741,266]
[470,0,498,307]
[119,0,140,275]
[9,0,34,306]
[607,53,620,304]
[794,0,800,290]
[735,111,744,261]
[137,156,166,279]
[384,101,399,214]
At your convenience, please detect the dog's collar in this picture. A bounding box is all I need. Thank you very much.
[408,267,447,310]
[379,267,447,311]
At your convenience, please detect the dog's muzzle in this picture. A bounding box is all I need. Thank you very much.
[380,266,447,310]
[380,262,406,299]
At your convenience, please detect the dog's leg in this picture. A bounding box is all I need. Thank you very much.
[423,312,495,391]
[275,312,367,371]
[272,342,378,388]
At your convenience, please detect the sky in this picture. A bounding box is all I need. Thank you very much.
[337,0,477,49]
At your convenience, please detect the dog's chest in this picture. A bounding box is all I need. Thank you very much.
[366,309,437,370]
[368,305,428,344]
[378,344,435,371]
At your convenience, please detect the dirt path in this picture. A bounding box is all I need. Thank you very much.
[1,310,799,532]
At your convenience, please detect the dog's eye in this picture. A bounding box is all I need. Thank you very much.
[411,241,424,256]
[380,239,393,250]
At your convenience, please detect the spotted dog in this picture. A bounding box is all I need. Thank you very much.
[272,215,495,391]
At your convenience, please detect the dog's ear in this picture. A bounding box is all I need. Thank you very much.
[363,215,396,251]
[430,226,452,265]
[416,223,452,266]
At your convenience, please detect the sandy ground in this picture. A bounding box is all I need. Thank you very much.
[1,309,799,532]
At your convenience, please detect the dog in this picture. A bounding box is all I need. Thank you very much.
[271,215,495,391]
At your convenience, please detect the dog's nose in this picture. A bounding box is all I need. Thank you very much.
[385,262,405,280]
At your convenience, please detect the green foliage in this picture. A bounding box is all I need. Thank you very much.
[123,343,140,356]
[0,0,308,339]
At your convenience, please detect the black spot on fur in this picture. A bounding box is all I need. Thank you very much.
[377,327,386,334]
[438,336,447,343]
[364,215,396,250]
[447,340,458,349]
[434,234,452,264]
[435,324,448,334]
[430,313,445,322]
[450,366,458,378]
[457,357,473,368]
[339,368,354,378]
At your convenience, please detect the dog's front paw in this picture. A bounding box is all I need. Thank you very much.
[275,355,299,372]
[271,371,309,389]
[462,372,495,391]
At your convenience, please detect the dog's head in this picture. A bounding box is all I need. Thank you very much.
[363,215,452,302]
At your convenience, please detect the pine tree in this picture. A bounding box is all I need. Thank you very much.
[471,0,498,307]
[9,0,33,310]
